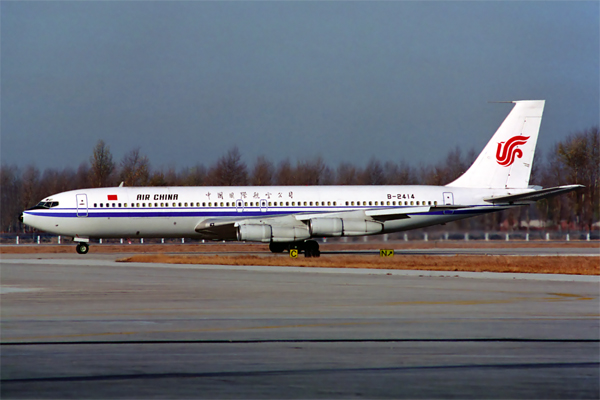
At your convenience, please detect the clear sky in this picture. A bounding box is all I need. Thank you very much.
[2,1,598,171]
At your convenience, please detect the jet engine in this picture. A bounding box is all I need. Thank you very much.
[309,218,382,237]
[237,224,310,243]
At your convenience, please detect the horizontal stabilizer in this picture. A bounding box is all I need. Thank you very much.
[483,185,584,204]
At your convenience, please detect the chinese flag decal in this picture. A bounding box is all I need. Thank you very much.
[107,195,118,201]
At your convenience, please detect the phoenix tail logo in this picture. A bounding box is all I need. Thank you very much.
[496,135,529,167]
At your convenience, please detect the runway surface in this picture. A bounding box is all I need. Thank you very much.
[1,253,599,399]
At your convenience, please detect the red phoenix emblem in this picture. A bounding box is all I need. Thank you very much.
[496,135,529,167]
[107,195,118,201]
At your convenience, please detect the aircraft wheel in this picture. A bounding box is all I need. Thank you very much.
[304,240,320,258]
[76,242,89,255]
[269,242,286,253]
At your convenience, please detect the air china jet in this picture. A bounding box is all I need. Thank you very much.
[22,100,581,256]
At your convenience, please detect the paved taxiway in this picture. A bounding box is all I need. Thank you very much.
[1,253,599,399]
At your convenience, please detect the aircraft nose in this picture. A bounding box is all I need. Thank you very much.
[19,212,24,223]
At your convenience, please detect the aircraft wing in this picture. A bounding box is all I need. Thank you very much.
[483,184,584,204]
[194,206,432,238]
[293,206,431,222]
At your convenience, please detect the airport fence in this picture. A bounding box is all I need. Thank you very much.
[1,230,598,245]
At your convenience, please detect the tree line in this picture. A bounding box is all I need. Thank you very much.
[2,127,598,234]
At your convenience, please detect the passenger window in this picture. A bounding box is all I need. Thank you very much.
[345,201,349,206]
[124,203,127,207]
[410,201,414,205]
[327,201,331,206]
[351,201,354,206]
[434,201,438,206]
[245,202,248,206]
[428,201,432,205]
[268,202,272,206]
[136,203,140,207]
[416,201,420,205]
[392,201,396,206]
[100,203,103,208]
[94,203,97,208]
[333,201,336,206]
[309,202,313,206]
[304,201,307,206]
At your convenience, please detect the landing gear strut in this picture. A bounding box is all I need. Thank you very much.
[76,242,89,255]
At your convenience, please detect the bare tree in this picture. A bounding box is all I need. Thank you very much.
[384,161,417,185]
[360,158,386,185]
[556,127,599,230]
[275,158,295,185]
[251,156,274,186]
[206,147,248,186]
[119,148,150,186]
[296,156,332,185]
[0,164,22,233]
[89,140,115,187]
[336,162,360,185]
[180,164,207,186]
[21,164,41,209]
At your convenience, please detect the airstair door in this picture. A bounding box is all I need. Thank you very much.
[443,192,454,205]
[76,194,88,217]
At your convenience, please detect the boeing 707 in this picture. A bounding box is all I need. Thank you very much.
[21,100,582,256]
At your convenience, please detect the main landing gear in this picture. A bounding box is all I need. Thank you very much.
[75,242,89,255]
[269,240,321,258]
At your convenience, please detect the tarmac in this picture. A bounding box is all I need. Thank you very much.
[1,251,599,399]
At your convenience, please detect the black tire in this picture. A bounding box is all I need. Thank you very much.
[76,242,89,255]
[303,240,320,258]
[269,242,286,253]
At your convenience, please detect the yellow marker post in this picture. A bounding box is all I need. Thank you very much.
[380,249,394,257]
[290,249,299,258]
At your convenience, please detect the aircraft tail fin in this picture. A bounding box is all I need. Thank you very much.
[447,100,545,189]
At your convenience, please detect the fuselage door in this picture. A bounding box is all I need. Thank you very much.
[443,192,454,206]
[260,199,267,212]
[76,194,88,217]
[236,199,243,213]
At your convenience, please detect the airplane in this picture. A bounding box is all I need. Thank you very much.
[21,100,582,256]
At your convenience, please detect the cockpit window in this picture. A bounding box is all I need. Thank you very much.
[30,201,59,210]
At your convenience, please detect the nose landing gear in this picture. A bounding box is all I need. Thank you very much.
[76,242,89,254]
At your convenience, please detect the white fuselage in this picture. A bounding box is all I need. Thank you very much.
[22,185,522,241]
